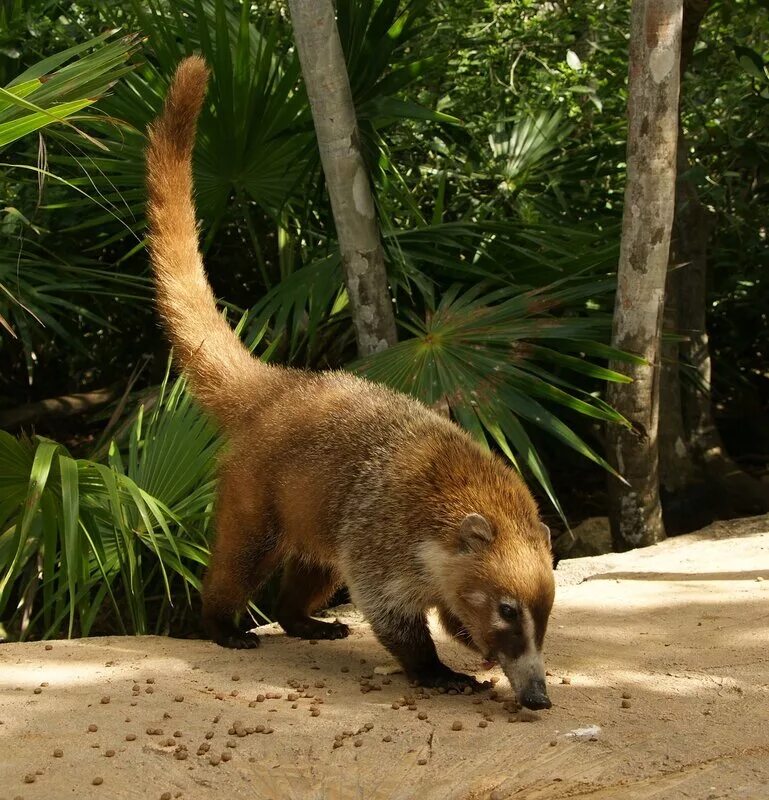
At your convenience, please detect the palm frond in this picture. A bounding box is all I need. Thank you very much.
[356,278,639,518]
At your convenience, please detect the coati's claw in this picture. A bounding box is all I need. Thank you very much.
[215,631,260,649]
[281,617,350,640]
[412,667,487,693]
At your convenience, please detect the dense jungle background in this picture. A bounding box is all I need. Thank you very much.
[1,0,767,641]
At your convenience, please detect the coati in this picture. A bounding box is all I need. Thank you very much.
[146,57,555,710]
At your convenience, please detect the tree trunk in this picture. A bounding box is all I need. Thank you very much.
[287,0,398,356]
[606,0,683,550]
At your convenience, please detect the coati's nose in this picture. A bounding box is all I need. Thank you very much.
[520,679,552,710]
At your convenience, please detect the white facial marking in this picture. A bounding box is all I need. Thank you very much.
[498,603,546,695]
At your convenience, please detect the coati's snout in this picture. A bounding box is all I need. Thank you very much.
[452,513,555,710]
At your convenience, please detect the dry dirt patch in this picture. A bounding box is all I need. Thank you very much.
[2,516,768,799]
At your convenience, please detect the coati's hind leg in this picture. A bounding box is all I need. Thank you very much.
[202,484,280,649]
[365,604,485,692]
[275,559,349,640]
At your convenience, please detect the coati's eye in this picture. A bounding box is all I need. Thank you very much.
[498,602,519,622]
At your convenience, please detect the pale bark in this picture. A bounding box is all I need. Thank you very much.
[287,0,398,356]
[607,0,684,550]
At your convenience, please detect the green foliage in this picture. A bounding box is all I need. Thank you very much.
[0,370,218,640]
[357,277,640,515]
[2,0,766,640]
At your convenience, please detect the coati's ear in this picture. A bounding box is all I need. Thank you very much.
[459,513,495,551]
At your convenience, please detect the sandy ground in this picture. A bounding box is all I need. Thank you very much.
[2,516,768,800]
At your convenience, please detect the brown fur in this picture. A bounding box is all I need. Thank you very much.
[146,58,555,698]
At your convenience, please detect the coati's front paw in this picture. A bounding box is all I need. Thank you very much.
[281,617,350,641]
[411,665,489,693]
[214,631,260,650]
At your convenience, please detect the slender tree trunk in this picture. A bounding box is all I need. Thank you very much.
[607,0,683,550]
[287,0,398,356]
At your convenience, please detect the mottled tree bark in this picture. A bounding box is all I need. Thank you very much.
[607,0,683,550]
[287,0,398,356]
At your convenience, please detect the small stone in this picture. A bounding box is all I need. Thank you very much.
[263,727,274,734]
[451,721,463,731]
[287,693,299,701]
[105,749,115,757]
[174,730,182,738]
[88,724,98,733]
[174,750,188,760]
[382,734,392,742]
[205,731,214,740]
[23,773,36,783]
[146,678,155,684]
[145,687,154,694]
[163,712,171,720]
[221,751,232,762]
[314,681,325,688]
[100,696,110,704]
[92,776,104,785]
[354,739,363,747]
[310,709,320,717]
[341,666,349,673]
[226,740,236,748]
[45,644,53,650]
[408,704,417,711]
[161,794,172,800]
[363,723,374,731]
[256,694,265,702]
[479,720,488,728]
[621,699,631,709]
[33,688,42,694]
[561,676,571,685]
[231,675,240,682]
[550,739,558,746]
[53,748,63,757]
[391,702,400,710]
[209,755,221,766]
[174,695,184,702]
[417,712,428,720]
[125,734,136,742]
[622,691,632,700]
[417,758,427,765]
[463,686,473,695]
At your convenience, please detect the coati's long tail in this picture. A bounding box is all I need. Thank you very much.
[146,56,266,426]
